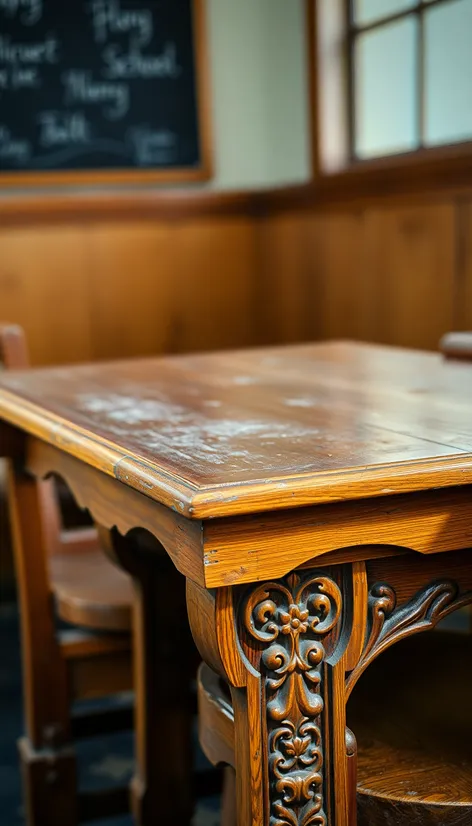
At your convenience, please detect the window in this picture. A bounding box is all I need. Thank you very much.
[315,0,472,172]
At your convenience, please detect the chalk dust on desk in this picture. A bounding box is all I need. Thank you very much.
[232,376,257,386]
[285,397,318,408]
[77,392,321,470]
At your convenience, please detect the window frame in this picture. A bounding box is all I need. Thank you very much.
[309,0,472,196]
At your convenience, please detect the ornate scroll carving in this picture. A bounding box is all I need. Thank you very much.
[242,573,342,826]
[346,578,472,698]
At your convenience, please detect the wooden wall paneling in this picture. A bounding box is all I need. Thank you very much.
[257,213,316,345]
[306,210,371,342]
[453,197,472,331]
[86,222,175,360]
[170,218,259,353]
[0,225,92,365]
[362,202,456,349]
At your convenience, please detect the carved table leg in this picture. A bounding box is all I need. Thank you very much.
[188,565,357,826]
[100,528,195,826]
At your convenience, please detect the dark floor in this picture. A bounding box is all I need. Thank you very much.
[0,602,220,826]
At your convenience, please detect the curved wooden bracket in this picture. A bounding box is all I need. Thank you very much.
[346,578,472,699]
[26,437,206,585]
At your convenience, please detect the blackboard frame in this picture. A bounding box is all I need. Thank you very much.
[0,0,213,187]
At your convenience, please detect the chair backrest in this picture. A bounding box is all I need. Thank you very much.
[0,323,30,370]
[0,322,62,555]
[439,332,472,361]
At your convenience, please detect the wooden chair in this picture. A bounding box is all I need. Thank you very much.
[439,331,472,360]
[1,322,135,825]
[198,631,472,826]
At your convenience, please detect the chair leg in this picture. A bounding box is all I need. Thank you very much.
[220,767,237,826]
[8,466,79,826]
[19,737,78,826]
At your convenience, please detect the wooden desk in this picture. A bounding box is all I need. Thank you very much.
[1,340,472,826]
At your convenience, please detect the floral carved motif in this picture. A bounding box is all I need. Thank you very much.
[346,578,472,698]
[242,573,342,826]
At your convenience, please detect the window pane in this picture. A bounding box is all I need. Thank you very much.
[425,0,472,146]
[354,0,417,26]
[354,18,418,159]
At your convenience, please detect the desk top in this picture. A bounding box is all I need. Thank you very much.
[1,341,472,519]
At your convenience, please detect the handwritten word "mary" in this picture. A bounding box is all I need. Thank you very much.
[0,0,42,25]
[62,70,129,120]
[88,0,153,47]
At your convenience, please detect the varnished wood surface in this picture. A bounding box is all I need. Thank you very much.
[195,589,472,826]
[440,331,472,361]
[349,632,472,822]
[50,548,132,632]
[0,209,258,373]
[0,218,259,367]
[0,190,471,370]
[1,341,472,518]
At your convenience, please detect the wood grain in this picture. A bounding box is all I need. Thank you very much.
[455,197,472,331]
[0,216,259,367]
[50,549,132,632]
[202,486,472,586]
[0,225,93,365]
[0,189,255,225]
[257,193,464,353]
[0,187,469,368]
[87,222,175,361]
[308,211,370,343]
[257,213,315,345]
[1,342,472,522]
[86,218,258,359]
[194,561,472,826]
[170,219,258,353]
[189,568,353,826]
[349,633,472,824]
[26,440,206,585]
[363,204,456,349]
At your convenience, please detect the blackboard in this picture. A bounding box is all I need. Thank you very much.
[0,0,212,184]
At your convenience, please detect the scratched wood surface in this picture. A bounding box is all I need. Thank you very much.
[1,341,472,518]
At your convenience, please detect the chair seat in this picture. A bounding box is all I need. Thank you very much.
[349,631,472,825]
[50,541,133,632]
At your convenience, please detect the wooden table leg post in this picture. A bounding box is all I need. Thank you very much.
[100,528,195,826]
[187,565,356,826]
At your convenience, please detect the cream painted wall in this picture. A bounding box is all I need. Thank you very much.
[207,0,311,189]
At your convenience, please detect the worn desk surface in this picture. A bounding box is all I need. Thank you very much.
[0,340,472,519]
[3,340,472,826]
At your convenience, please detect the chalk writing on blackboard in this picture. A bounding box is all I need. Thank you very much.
[0,0,203,174]
[89,0,153,46]
[0,0,43,25]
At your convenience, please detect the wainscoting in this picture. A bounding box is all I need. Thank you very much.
[1,183,472,367]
